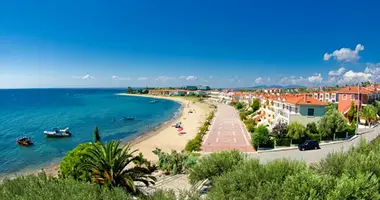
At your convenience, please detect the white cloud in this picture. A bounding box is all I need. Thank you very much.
[186,76,197,81]
[209,76,213,79]
[323,44,364,62]
[178,76,186,79]
[137,77,148,81]
[279,76,305,85]
[307,73,323,83]
[112,76,131,81]
[328,67,346,76]
[255,77,264,84]
[73,74,94,80]
[156,76,175,82]
[365,63,380,82]
[338,70,371,84]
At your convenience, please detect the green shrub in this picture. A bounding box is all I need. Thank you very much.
[185,111,215,152]
[307,133,322,141]
[251,125,269,149]
[239,111,247,120]
[153,148,197,175]
[244,119,256,133]
[188,150,246,184]
[59,143,93,181]
[0,173,131,200]
[275,137,291,146]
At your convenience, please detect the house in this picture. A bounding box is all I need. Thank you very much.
[337,86,377,115]
[258,94,327,129]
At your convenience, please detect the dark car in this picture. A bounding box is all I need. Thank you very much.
[298,140,320,151]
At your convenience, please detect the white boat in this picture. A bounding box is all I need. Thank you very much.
[44,128,72,137]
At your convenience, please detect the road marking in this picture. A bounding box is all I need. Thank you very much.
[218,131,220,136]
[238,120,250,145]
[232,131,235,136]
[234,138,236,143]
[219,126,222,129]
[216,137,219,143]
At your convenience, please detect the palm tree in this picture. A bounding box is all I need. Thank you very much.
[360,105,377,127]
[80,141,156,194]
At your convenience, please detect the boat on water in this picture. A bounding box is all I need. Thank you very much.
[124,116,134,120]
[17,137,33,146]
[44,128,72,137]
[150,100,157,103]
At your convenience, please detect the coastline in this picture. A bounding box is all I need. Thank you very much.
[3,93,210,178]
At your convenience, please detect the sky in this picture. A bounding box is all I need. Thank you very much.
[1,0,380,88]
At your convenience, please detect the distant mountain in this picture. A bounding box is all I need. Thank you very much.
[235,85,306,90]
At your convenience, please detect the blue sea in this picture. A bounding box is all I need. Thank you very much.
[0,89,181,175]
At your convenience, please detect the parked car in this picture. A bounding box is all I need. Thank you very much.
[298,140,320,151]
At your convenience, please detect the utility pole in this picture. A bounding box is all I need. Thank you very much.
[356,82,360,135]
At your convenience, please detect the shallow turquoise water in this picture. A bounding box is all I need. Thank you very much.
[0,89,181,174]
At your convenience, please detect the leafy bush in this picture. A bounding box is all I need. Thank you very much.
[153,148,197,175]
[206,137,380,199]
[307,133,322,141]
[243,119,256,133]
[239,111,247,120]
[251,125,269,149]
[275,137,291,146]
[0,173,131,200]
[59,143,93,181]
[188,150,245,184]
[185,111,214,152]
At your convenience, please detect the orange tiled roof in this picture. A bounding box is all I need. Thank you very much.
[337,86,373,94]
[269,95,327,106]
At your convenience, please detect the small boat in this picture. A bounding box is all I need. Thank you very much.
[44,128,72,137]
[17,137,33,146]
[150,100,157,104]
[124,116,134,121]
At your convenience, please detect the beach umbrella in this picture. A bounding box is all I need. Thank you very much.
[177,127,184,132]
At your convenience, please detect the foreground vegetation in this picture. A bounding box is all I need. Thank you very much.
[2,135,380,199]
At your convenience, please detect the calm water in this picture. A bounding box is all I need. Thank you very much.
[0,89,181,175]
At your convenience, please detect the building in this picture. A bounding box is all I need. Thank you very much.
[197,85,211,90]
[256,94,327,129]
[185,86,198,90]
[337,86,378,114]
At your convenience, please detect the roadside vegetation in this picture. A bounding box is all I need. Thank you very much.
[188,137,380,199]
[185,111,215,152]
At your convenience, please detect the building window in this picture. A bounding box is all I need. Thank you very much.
[342,94,347,100]
[295,107,298,113]
[307,108,315,116]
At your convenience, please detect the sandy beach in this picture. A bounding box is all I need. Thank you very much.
[8,94,211,178]
[117,93,212,161]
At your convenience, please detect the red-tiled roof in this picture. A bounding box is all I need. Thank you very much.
[337,86,373,94]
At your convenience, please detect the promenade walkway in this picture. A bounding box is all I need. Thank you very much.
[202,103,255,152]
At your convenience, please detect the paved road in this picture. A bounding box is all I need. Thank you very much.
[249,125,380,164]
[202,104,255,152]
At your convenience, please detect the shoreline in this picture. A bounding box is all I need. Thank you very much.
[2,93,210,178]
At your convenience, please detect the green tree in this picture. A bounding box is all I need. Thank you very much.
[318,109,347,138]
[251,99,260,112]
[80,141,156,194]
[347,101,357,123]
[325,102,338,114]
[235,102,244,110]
[93,126,101,143]
[252,125,269,149]
[306,122,319,135]
[287,122,306,140]
[59,143,93,181]
[360,105,377,127]
[375,100,380,116]
[126,87,133,94]
[272,122,288,138]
